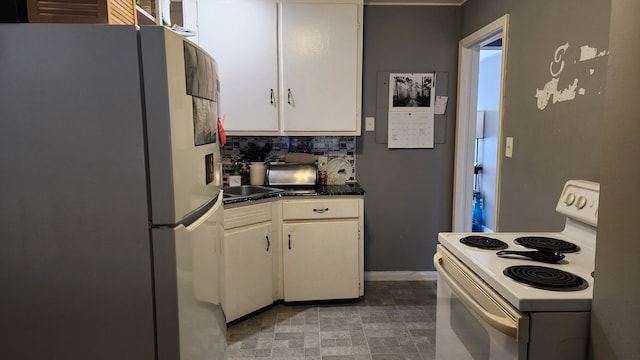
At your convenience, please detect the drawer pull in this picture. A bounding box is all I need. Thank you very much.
[313,208,329,213]
[266,235,270,252]
[288,234,292,250]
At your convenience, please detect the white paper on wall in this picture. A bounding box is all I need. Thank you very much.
[387,72,435,148]
[388,112,434,148]
[434,95,448,115]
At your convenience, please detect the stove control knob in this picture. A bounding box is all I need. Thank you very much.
[564,192,576,206]
[576,196,587,209]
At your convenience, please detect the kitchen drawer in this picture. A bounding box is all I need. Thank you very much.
[224,202,272,230]
[282,198,360,220]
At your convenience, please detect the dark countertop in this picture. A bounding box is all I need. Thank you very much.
[222,183,365,206]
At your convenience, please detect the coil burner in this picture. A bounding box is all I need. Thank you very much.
[514,236,579,253]
[503,265,588,291]
[460,235,508,250]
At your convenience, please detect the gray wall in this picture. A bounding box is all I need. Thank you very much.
[358,5,461,271]
[591,0,640,357]
[463,0,610,231]
[359,0,610,271]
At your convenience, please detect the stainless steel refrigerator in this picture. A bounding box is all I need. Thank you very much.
[0,24,226,360]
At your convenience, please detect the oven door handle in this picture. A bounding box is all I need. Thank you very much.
[434,252,523,340]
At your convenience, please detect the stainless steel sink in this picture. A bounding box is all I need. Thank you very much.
[223,185,283,199]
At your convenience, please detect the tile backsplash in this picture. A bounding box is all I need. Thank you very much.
[221,136,357,181]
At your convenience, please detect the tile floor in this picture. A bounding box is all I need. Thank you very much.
[226,281,437,360]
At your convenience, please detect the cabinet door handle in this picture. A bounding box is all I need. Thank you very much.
[270,88,275,105]
[313,208,329,213]
[287,88,292,104]
[266,235,270,252]
[288,234,291,250]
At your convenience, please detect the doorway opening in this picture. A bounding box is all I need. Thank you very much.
[452,15,509,233]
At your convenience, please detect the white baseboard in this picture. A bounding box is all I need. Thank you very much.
[364,271,438,281]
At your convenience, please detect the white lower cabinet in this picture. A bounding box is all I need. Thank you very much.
[283,220,359,301]
[222,197,363,321]
[281,198,363,302]
[222,203,274,322]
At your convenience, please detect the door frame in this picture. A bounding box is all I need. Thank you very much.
[452,14,509,232]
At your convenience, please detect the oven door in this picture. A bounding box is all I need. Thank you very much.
[434,245,529,360]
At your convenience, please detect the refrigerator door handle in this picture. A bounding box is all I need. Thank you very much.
[185,192,223,232]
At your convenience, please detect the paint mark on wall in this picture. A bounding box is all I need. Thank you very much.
[580,46,597,61]
[549,43,569,77]
[580,45,608,62]
[535,43,608,110]
[536,78,578,110]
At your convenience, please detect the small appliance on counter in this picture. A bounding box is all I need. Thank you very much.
[266,163,318,186]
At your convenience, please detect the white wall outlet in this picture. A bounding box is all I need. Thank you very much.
[505,137,514,157]
[365,117,375,131]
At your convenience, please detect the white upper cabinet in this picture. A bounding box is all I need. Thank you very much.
[192,0,363,135]
[194,0,279,132]
[281,2,360,133]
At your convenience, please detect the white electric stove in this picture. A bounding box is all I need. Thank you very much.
[434,180,599,359]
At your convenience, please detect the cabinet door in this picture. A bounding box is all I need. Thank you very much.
[281,2,359,132]
[196,0,279,132]
[223,222,273,322]
[283,220,359,301]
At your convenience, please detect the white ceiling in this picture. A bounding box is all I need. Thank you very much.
[364,0,466,5]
